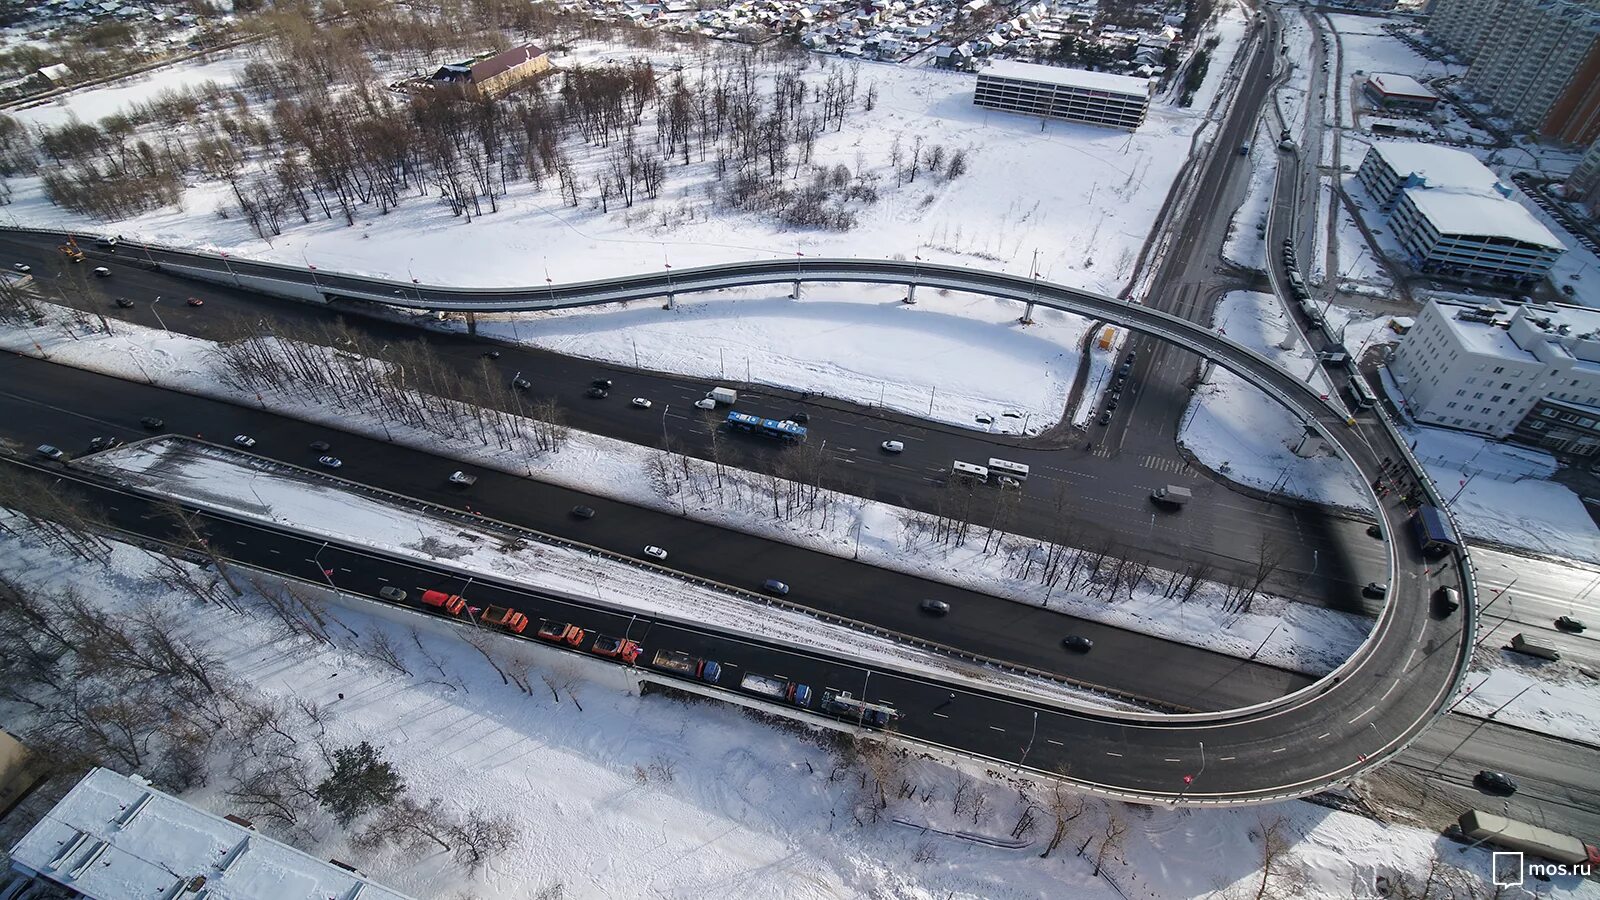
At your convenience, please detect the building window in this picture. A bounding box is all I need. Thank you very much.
[1583,418,1597,428]
[1501,383,1511,390]
[1531,421,1547,430]
[1542,408,1558,417]
[1491,396,1502,403]
[1447,402,1458,408]
[1456,389,1467,396]
[1493,367,1504,374]
[1473,392,1484,399]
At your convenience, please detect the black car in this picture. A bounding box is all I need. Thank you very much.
[511,377,531,390]
[483,350,501,359]
[1117,363,1132,376]
[1097,411,1111,426]
[1363,582,1388,598]
[1474,770,1517,795]
[1062,635,1094,653]
[591,378,613,389]
[1555,615,1587,633]
[139,416,164,430]
[115,297,135,308]
[586,387,609,399]
[571,505,596,519]
[309,440,331,452]
[790,412,810,423]
[920,598,950,616]
[1366,524,1382,538]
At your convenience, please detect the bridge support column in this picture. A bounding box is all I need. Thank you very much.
[665,291,676,309]
[791,279,802,300]
[466,311,477,335]
[905,283,917,304]
[1021,301,1036,324]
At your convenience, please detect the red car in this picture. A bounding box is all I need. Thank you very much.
[186,297,204,307]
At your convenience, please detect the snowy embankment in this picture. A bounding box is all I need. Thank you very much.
[1221,126,1275,272]
[77,437,1130,710]
[1453,663,1600,746]
[0,530,1543,900]
[2,303,1369,675]
[1179,291,1371,510]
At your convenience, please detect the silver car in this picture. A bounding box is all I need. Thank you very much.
[378,586,408,602]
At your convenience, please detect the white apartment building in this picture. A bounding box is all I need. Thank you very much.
[1426,0,1507,60]
[1355,143,1565,283]
[1390,299,1600,455]
[973,60,1152,129]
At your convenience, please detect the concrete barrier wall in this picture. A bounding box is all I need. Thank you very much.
[159,261,330,304]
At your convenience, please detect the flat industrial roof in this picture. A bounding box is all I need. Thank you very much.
[1367,72,1438,100]
[979,59,1153,97]
[9,769,418,900]
[1404,188,1566,249]
[1371,141,1501,193]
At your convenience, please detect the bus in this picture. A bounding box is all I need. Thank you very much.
[987,458,1030,482]
[1411,504,1460,557]
[1347,377,1376,411]
[725,411,808,443]
[952,461,988,485]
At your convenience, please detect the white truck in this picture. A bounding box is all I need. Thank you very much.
[1150,485,1192,507]
[739,671,813,706]
[707,386,738,405]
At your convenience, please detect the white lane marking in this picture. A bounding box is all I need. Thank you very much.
[1317,732,1331,740]
[1045,739,1063,746]
[1271,747,1286,754]
[1106,752,1123,757]
[1164,757,1181,762]
[1218,756,1236,762]
[933,712,949,719]
[1349,705,1375,724]
[988,726,1005,733]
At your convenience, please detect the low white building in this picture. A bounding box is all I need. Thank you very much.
[1355,143,1565,284]
[7,768,419,900]
[973,59,1152,129]
[1390,299,1600,455]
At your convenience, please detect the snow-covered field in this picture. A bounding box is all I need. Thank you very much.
[1221,125,1275,272]
[4,8,1252,299]
[475,283,1090,436]
[2,301,1372,674]
[3,527,1586,900]
[5,52,256,131]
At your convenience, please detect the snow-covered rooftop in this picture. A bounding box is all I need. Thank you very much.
[1371,141,1501,193]
[1435,305,1529,359]
[1403,188,1566,249]
[8,768,418,900]
[1366,71,1436,100]
[980,59,1153,97]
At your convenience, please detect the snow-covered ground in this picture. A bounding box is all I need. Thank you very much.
[4,527,1590,900]
[2,300,1372,674]
[1332,199,1391,297]
[1453,662,1600,746]
[5,51,256,131]
[474,283,1089,436]
[1181,291,1371,509]
[4,10,1253,299]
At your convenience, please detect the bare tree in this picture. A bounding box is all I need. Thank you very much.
[1248,815,1307,900]
[1039,772,1084,858]
[449,808,520,872]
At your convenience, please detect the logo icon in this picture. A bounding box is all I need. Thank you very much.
[1492,851,1524,887]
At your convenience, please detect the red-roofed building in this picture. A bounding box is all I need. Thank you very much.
[430,44,551,99]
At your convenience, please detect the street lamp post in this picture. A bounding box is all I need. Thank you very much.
[660,404,670,447]
[150,295,169,335]
[1015,710,1039,773]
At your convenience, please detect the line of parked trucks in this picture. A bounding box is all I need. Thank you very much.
[408,588,899,727]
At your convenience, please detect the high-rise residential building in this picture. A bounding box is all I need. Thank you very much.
[1564,136,1600,220]
[1425,0,1508,60]
[1426,0,1600,144]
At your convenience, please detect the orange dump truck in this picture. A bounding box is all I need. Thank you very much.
[479,605,529,634]
[420,589,466,615]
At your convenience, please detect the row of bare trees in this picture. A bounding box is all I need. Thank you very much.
[646,430,846,528]
[210,314,569,457]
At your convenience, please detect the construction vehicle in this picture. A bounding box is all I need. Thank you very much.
[536,620,585,646]
[650,649,722,683]
[420,589,466,615]
[479,605,529,635]
[590,635,642,664]
[820,690,899,728]
[739,672,813,707]
[59,238,84,263]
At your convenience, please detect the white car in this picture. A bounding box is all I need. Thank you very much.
[693,398,717,410]
[232,434,256,448]
[448,470,478,486]
[881,440,904,453]
[92,266,111,277]
[317,455,343,469]
[631,398,653,409]
[13,263,29,273]
[643,545,668,560]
